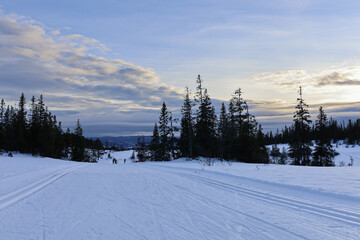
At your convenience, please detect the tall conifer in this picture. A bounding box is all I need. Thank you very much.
[289,87,312,165]
[312,106,337,166]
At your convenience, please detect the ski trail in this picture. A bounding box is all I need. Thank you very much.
[177,175,346,240]
[148,164,360,227]
[157,177,207,239]
[143,178,167,240]
[185,173,360,227]
[0,164,74,184]
[0,165,83,210]
[173,180,310,240]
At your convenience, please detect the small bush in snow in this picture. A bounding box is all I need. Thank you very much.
[200,157,215,166]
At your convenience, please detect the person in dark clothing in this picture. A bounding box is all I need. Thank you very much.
[124,159,126,164]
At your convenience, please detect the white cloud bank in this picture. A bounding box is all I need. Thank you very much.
[0,13,183,136]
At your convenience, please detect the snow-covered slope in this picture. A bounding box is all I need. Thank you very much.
[0,151,359,239]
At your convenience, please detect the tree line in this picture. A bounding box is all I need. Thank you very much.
[266,118,360,146]
[268,87,338,166]
[138,75,269,164]
[138,79,347,167]
[0,94,103,162]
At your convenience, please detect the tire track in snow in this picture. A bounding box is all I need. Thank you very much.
[0,164,83,210]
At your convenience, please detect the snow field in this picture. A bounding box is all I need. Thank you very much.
[0,150,359,239]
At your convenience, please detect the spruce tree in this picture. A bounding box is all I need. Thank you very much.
[289,87,312,165]
[158,102,171,161]
[149,123,161,161]
[231,89,251,161]
[218,102,229,160]
[71,119,85,161]
[0,99,5,149]
[29,95,39,154]
[169,112,177,159]
[227,100,237,159]
[233,89,248,161]
[14,93,27,152]
[194,85,217,158]
[179,87,194,159]
[312,106,337,166]
[253,124,269,163]
[136,136,148,161]
[4,106,16,150]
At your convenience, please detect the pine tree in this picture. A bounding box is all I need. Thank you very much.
[253,124,269,163]
[169,112,177,159]
[94,138,103,162]
[312,106,337,166]
[135,136,147,161]
[158,102,171,161]
[0,99,5,149]
[289,87,312,165]
[179,87,194,159]
[218,102,229,160]
[29,95,39,154]
[149,123,161,161]
[4,106,16,150]
[227,99,237,159]
[14,93,27,152]
[231,89,246,160]
[270,144,281,163]
[194,83,217,158]
[71,119,85,161]
[231,89,252,161]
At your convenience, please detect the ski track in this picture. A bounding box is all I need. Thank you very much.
[178,186,309,240]
[143,177,167,240]
[187,173,360,226]
[174,174,349,240]
[147,164,360,228]
[148,167,311,240]
[143,164,360,240]
[0,164,83,210]
[157,176,207,239]
[0,164,76,184]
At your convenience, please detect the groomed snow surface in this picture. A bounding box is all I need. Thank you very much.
[0,147,360,239]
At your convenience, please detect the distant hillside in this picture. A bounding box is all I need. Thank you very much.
[91,136,152,149]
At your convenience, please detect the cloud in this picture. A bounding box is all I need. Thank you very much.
[0,12,183,136]
[253,66,360,90]
[314,69,360,86]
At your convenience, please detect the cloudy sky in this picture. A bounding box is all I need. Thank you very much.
[1,0,360,136]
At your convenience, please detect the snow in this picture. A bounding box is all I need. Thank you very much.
[0,149,360,239]
[270,142,360,166]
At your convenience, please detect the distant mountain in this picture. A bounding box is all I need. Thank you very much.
[90,136,152,149]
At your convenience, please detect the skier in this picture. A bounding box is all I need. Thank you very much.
[124,158,126,164]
